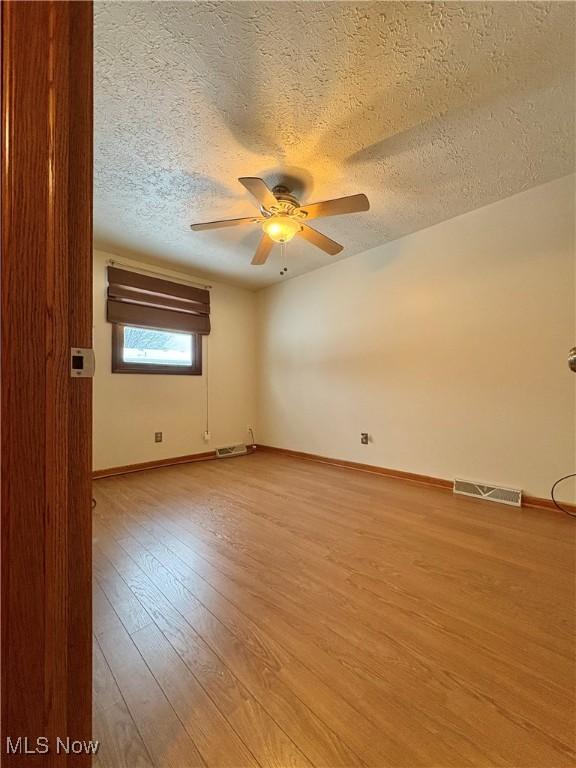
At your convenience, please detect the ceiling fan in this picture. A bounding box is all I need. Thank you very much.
[190,177,370,265]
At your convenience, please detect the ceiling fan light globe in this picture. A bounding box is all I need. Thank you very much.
[262,215,301,243]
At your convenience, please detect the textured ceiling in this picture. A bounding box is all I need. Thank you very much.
[95,1,575,289]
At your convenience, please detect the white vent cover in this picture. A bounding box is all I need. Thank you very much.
[454,478,522,507]
[216,444,248,458]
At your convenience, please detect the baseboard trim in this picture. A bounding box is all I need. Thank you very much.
[256,444,452,489]
[255,444,575,514]
[92,444,575,514]
[522,495,576,513]
[93,450,217,479]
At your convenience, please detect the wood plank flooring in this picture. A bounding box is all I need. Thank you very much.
[92,452,576,768]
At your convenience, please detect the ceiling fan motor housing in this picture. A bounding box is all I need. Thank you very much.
[262,185,305,218]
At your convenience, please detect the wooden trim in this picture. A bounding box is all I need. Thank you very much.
[522,495,576,513]
[94,444,575,515]
[93,451,218,479]
[111,323,203,375]
[256,445,575,514]
[66,0,93,747]
[256,445,452,489]
[1,1,93,761]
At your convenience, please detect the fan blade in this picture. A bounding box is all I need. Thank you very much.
[251,233,274,265]
[238,177,279,210]
[298,193,369,220]
[298,224,343,255]
[190,216,261,231]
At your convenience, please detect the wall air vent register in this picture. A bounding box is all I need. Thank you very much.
[453,478,522,507]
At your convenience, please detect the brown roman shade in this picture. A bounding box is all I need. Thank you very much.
[107,267,211,335]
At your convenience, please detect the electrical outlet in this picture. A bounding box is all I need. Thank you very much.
[154,432,162,443]
[203,430,211,442]
[360,432,369,445]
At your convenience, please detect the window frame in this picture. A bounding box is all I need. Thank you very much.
[111,323,203,375]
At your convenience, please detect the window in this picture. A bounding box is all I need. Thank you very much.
[107,267,210,374]
[112,324,202,374]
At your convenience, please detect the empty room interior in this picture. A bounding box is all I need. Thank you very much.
[92,2,575,767]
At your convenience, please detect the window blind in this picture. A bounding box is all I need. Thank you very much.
[106,267,210,335]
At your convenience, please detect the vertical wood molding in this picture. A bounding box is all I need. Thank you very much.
[66,2,93,749]
[1,2,93,763]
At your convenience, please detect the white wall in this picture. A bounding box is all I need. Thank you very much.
[93,250,256,470]
[256,175,576,501]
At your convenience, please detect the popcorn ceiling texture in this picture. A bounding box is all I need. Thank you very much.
[95,1,575,289]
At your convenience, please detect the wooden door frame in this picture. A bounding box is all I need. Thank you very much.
[1,1,93,763]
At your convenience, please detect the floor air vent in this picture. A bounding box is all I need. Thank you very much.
[216,444,248,458]
[454,478,522,507]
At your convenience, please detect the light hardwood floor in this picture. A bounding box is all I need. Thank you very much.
[92,452,575,768]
